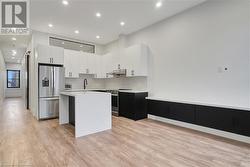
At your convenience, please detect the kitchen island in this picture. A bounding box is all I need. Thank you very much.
[59,91,112,138]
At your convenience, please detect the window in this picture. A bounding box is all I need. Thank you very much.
[7,70,20,88]
[49,37,95,53]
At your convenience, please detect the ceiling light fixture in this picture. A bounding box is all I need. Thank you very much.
[11,57,15,59]
[96,12,101,18]
[62,0,69,6]
[62,41,65,44]
[120,21,125,26]
[96,35,100,39]
[74,30,79,34]
[48,23,53,28]
[12,37,16,41]
[80,45,83,48]
[155,1,162,8]
[12,50,17,55]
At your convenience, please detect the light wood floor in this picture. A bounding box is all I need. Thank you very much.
[0,98,250,167]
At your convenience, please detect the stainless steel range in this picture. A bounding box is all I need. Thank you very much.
[106,89,131,116]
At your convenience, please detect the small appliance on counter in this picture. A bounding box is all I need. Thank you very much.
[65,84,72,90]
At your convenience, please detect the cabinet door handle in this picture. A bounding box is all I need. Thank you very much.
[131,70,134,76]
[52,58,53,63]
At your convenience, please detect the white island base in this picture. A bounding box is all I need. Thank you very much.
[59,91,112,138]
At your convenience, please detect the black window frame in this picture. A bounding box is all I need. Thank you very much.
[7,70,20,88]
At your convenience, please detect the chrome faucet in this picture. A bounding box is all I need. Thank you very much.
[84,79,88,90]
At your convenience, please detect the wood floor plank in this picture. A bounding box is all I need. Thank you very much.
[0,98,250,167]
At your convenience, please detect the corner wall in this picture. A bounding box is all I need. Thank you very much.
[0,50,6,104]
[104,0,250,108]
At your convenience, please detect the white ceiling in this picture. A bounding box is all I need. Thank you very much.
[0,0,206,63]
[0,35,30,64]
[30,0,207,45]
[2,48,26,64]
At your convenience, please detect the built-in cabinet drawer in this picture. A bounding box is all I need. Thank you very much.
[148,100,195,124]
[196,106,234,132]
[119,92,148,120]
[231,110,250,136]
[169,103,195,124]
[147,99,250,137]
[148,100,170,118]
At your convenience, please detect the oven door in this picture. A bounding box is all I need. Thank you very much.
[111,95,118,112]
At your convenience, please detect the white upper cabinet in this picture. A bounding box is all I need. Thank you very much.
[63,44,149,78]
[123,44,148,77]
[37,44,64,65]
[50,46,64,65]
[110,50,120,70]
[80,52,98,75]
[95,55,106,78]
[103,52,114,78]
[86,53,97,74]
[64,49,81,78]
[64,49,100,78]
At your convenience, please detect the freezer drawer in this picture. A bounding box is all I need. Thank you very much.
[39,97,59,119]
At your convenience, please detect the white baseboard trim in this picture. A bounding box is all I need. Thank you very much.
[148,114,250,144]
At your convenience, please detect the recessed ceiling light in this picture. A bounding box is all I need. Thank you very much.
[12,37,16,41]
[62,0,69,6]
[96,12,101,18]
[155,1,162,8]
[11,57,15,59]
[62,41,65,44]
[74,30,79,34]
[120,21,125,26]
[80,45,83,48]
[48,23,53,28]
[12,50,16,55]
[96,35,100,39]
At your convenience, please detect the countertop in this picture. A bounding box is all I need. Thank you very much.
[60,91,111,97]
[146,96,250,111]
[118,90,148,93]
[63,89,148,93]
[63,88,107,92]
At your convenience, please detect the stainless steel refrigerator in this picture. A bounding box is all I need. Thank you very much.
[39,64,65,119]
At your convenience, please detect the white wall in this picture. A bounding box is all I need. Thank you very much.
[104,0,250,109]
[27,37,38,118]
[104,77,147,90]
[66,75,105,90]
[5,63,25,98]
[0,50,6,104]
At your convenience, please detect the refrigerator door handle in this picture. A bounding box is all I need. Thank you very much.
[52,67,55,96]
[40,97,59,101]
